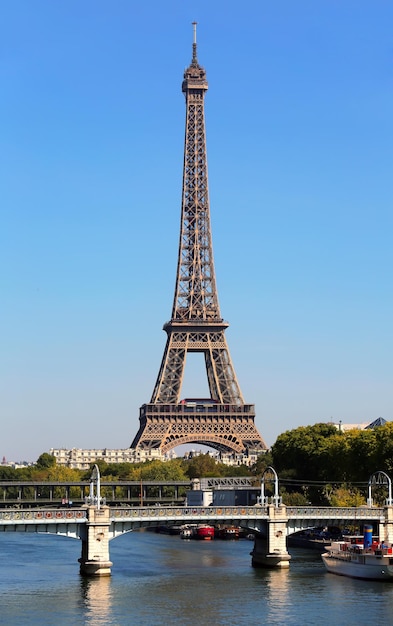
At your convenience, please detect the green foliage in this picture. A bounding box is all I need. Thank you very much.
[139,459,188,481]
[250,451,273,477]
[79,459,189,482]
[327,486,365,507]
[222,464,252,477]
[269,421,393,505]
[280,489,309,506]
[105,463,137,480]
[0,466,18,479]
[89,460,109,475]
[45,465,82,482]
[271,423,338,480]
[35,452,57,469]
[184,454,221,479]
[375,422,393,476]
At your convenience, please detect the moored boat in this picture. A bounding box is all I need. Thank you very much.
[180,525,195,539]
[195,524,215,540]
[216,525,240,540]
[322,526,393,581]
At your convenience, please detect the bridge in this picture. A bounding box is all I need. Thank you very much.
[1,467,392,576]
[0,503,390,576]
[0,503,386,536]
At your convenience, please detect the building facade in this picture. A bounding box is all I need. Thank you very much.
[49,447,165,470]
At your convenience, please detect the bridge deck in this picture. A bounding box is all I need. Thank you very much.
[0,505,385,537]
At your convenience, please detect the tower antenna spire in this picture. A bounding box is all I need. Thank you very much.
[192,21,198,64]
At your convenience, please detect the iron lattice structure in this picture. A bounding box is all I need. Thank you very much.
[131,25,267,455]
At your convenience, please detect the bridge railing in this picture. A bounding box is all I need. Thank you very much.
[0,508,86,523]
[108,504,385,521]
[109,505,269,520]
[0,504,387,527]
[286,506,385,519]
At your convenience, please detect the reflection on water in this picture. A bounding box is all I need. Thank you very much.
[80,576,113,626]
[259,568,291,624]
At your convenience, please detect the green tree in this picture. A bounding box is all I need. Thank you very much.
[221,464,252,477]
[139,459,188,481]
[328,486,365,507]
[271,423,337,479]
[46,465,81,482]
[374,422,393,475]
[184,454,220,479]
[250,451,273,477]
[35,452,56,469]
[280,489,309,506]
[342,429,377,482]
[0,466,18,479]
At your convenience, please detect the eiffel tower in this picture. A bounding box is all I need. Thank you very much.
[131,24,267,456]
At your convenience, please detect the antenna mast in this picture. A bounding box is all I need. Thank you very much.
[192,21,198,64]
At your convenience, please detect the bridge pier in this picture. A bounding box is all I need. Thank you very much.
[379,505,393,546]
[251,504,291,569]
[79,506,113,577]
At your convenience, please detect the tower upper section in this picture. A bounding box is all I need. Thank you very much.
[182,22,208,96]
[171,23,222,325]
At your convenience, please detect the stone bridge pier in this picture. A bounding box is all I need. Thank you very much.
[251,504,291,569]
[251,466,291,568]
[78,466,112,576]
[79,505,113,576]
[379,506,393,546]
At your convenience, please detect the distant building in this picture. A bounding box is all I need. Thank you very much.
[49,446,263,470]
[49,447,165,470]
[1,456,32,469]
[219,450,262,467]
[177,448,262,467]
[332,417,388,433]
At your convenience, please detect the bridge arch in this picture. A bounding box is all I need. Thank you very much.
[161,434,244,455]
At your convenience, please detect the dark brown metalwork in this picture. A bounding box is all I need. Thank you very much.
[131,24,267,455]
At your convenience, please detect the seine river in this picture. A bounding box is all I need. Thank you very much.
[1,531,393,625]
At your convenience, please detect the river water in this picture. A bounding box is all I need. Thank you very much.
[1,531,392,625]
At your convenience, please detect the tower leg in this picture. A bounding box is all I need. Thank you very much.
[79,506,113,576]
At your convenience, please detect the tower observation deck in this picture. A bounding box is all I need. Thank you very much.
[131,24,267,455]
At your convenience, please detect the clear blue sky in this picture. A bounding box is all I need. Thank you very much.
[1,1,392,462]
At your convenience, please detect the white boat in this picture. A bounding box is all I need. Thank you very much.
[180,525,195,539]
[322,533,393,581]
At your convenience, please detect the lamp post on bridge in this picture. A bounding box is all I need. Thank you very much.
[367,471,393,507]
[85,464,105,509]
[260,466,282,507]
